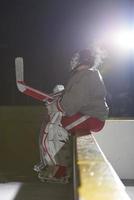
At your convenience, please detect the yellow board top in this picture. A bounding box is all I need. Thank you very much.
[76,135,131,200]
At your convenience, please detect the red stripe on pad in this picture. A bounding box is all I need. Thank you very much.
[54,166,67,178]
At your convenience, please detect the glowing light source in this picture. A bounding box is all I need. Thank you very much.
[110,29,134,51]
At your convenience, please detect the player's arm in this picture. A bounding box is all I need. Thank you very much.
[60,75,90,116]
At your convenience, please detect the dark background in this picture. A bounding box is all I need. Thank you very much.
[0,0,134,116]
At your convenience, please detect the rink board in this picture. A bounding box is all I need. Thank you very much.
[73,134,131,200]
[0,106,132,200]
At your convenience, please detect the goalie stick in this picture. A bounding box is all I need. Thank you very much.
[15,57,61,102]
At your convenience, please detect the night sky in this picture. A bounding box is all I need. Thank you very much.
[0,0,133,115]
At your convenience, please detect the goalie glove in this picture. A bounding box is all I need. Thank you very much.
[53,84,64,94]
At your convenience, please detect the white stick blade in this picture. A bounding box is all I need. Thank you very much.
[15,57,24,82]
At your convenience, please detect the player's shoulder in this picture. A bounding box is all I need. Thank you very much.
[75,68,100,81]
[85,69,103,83]
[86,68,99,77]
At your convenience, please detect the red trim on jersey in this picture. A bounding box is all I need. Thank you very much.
[61,113,105,136]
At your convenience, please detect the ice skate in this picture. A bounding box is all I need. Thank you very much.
[38,165,71,184]
[33,162,46,173]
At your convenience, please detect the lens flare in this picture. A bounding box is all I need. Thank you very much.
[111,29,134,50]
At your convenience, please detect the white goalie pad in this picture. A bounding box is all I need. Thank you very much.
[41,112,69,165]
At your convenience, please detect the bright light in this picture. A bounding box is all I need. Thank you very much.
[110,29,134,50]
[0,182,22,200]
